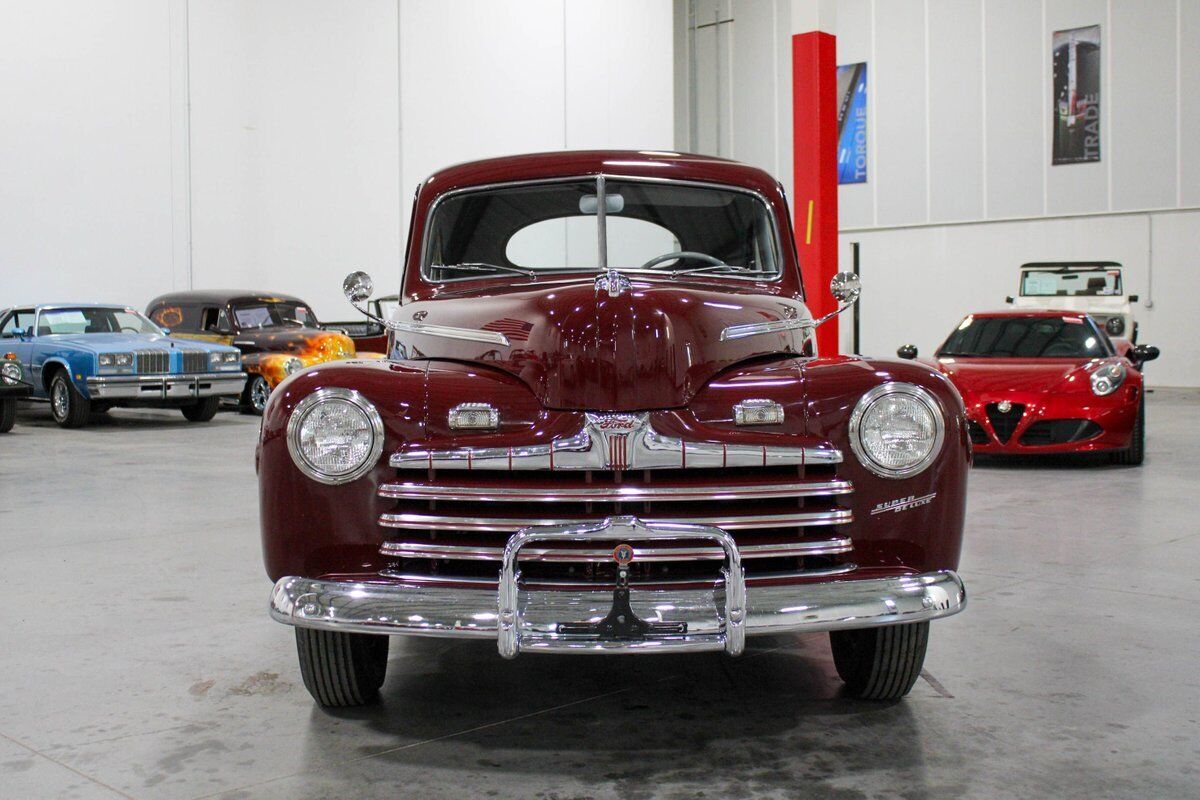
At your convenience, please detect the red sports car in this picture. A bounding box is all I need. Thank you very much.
[898,310,1159,464]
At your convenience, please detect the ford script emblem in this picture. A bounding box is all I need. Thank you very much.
[612,543,635,566]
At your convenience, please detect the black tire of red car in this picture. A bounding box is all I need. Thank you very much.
[829,621,929,700]
[49,371,90,429]
[181,396,220,422]
[0,397,15,433]
[241,375,270,416]
[295,628,388,707]
[1111,397,1145,466]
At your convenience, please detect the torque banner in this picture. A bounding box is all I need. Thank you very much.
[836,62,868,184]
[1052,25,1101,165]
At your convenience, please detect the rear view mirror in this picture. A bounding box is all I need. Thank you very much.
[897,344,918,360]
[343,271,374,303]
[1131,344,1159,364]
[830,272,861,304]
[579,194,625,214]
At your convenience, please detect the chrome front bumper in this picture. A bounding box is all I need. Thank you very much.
[86,372,246,400]
[269,518,965,657]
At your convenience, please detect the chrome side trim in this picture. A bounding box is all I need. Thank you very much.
[379,535,854,562]
[386,319,510,347]
[720,317,814,342]
[390,412,841,470]
[498,517,746,658]
[375,565,859,587]
[268,569,967,646]
[377,477,854,502]
[378,508,852,532]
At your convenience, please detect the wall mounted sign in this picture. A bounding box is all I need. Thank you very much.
[836,62,868,184]
[1052,25,1101,165]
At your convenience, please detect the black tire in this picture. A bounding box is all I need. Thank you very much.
[49,371,90,428]
[1111,397,1145,466]
[295,628,388,707]
[0,398,15,433]
[240,375,270,416]
[830,622,929,700]
[181,396,220,422]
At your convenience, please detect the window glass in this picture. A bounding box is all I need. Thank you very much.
[939,315,1113,359]
[149,304,201,331]
[39,308,161,336]
[1020,268,1122,297]
[1,310,34,337]
[231,302,317,330]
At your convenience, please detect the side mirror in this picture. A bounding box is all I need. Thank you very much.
[1129,294,1139,303]
[10,327,27,338]
[897,344,918,360]
[343,271,374,303]
[160,327,171,336]
[1005,296,1014,304]
[1130,344,1159,364]
[830,271,861,304]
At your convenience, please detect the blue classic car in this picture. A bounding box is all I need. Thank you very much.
[0,303,245,428]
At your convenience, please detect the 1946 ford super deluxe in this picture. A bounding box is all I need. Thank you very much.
[258,151,968,707]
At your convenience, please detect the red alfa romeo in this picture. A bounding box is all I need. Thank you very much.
[899,310,1159,463]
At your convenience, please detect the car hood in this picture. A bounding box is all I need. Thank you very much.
[39,333,237,353]
[934,357,1096,397]
[394,277,811,411]
[231,328,355,360]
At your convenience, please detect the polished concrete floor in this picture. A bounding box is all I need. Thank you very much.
[1,390,1197,800]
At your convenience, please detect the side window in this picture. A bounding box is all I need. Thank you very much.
[201,307,233,333]
[1,309,33,338]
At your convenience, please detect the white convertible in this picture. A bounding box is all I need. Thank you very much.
[1008,261,1138,342]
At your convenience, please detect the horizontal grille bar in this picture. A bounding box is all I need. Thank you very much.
[378,508,852,533]
[378,478,853,503]
[376,564,859,588]
[380,535,853,563]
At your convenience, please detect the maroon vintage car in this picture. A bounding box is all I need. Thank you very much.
[898,310,1159,463]
[259,151,969,707]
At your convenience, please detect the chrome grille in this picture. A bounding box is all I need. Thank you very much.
[135,350,170,375]
[181,350,209,374]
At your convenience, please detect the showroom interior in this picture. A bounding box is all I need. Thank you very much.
[1,0,1197,798]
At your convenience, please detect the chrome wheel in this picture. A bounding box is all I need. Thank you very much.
[51,378,69,421]
[251,377,270,412]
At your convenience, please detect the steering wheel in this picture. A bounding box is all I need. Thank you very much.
[638,251,725,271]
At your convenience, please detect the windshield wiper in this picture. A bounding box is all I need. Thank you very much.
[668,263,760,277]
[432,262,538,278]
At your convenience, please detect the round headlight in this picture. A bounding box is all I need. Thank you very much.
[284,357,303,375]
[1104,316,1125,336]
[1090,362,1126,396]
[1,361,21,384]
[286,388,383,484]
[849,383,944,478]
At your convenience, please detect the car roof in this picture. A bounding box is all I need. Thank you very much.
[21,303,142,311]
[967,309,1093,319]
[1019,261,1122,270]
[146,290,308,306]
[421,149,783,197]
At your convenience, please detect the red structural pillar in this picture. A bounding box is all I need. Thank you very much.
[792,30,839,355]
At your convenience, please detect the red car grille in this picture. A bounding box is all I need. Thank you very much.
[985,403,1026,443]
[376,464,856,586]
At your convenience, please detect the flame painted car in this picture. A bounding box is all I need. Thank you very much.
[1,351,33,432]
[1007,262,1139,342]
[0,304,244,428]
[259,151,969,707]
[146,291,376,414]
[898,310,1159,463]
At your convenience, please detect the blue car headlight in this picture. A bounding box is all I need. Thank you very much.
[209,351,242,371]
[97,353,134,373]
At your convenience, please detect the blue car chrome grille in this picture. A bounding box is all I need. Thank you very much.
[181,350,209,374]
[135,350,170,375]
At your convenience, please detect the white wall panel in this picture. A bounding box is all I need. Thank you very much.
[1180,0,1200,206]
[1110,0,1177,210]
[1044,0,1108,214]
[928,0,984,222]
[983,0,1043,219]
[873,0,928,225]
[189,0,401,320]
[0,0,177,307]
[835,0,873,228]
[1146,211,1200,387]
[731,0,783,176]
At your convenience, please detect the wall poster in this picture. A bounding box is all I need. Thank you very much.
[836,62,868,184]
[1052,25,1101,165]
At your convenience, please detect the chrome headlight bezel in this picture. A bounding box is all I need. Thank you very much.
[1,361,21,384]
[286,388,384,485]
[1090,362,1126,396]
[97,353,134,372]
[210,351,241,370]
[283,356,304,375]
[849,382,945,479]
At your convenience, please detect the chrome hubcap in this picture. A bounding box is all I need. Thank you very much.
[251,379,270,411]
[52,380,68,419]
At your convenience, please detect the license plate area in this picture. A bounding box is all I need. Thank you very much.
[497,516,745,658]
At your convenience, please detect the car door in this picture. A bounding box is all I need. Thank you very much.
[0,309,39,395]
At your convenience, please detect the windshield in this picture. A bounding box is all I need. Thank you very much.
[231,302,317,330]
[38,307,161,336]
[422,178,780,282]
[1020,268,1122,297]
[938,315,1113,359]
